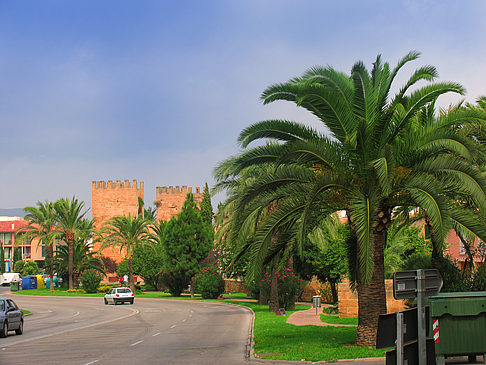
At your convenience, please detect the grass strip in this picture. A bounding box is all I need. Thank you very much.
[320,314,358,325]
[224,300,385,362]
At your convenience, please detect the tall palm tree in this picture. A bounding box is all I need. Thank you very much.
[15,201,60,291]
[215,52,486,345]
[99,215,152,291]
[54,197,89,289]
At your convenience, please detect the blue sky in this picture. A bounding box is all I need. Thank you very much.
[1,1,485,212]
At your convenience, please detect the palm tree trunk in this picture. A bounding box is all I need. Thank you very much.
[128,255,135,292]
[68,237,74,290]
[269,266,279,312]
[355,229,387,346]
[330,279,338,304]
[49,244,54,292]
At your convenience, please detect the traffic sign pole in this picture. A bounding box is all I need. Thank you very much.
[417,269,427,365]
[396,312,404,365]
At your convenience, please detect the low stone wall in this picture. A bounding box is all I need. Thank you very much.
[338,279,407,318]
[224,279,251,295]
[299,277,333,302]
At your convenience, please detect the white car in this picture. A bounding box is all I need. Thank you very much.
[104,287,134,305]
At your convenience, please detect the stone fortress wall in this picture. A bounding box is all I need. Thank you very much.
[92,179,203,263]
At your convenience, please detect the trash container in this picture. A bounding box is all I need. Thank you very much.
[21,276,38,290]
[10,281,20,292]
[36,275,45,289]
[45,276,58,288]
[428,291,486,358]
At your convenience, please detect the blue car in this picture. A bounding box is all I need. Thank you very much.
[0,298,23,337]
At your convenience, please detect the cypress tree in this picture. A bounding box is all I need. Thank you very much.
[200,183,213,228]
[161,193,212,296]
[0,243,4,274]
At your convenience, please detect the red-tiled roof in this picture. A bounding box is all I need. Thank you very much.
[0,220,35,232]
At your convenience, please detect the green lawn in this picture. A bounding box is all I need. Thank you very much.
[12,289,385,362]
[320,314,358,325]
[224,301,385,362]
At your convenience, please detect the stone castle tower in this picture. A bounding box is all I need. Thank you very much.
[91,179,144,262]
[92,179,204,263]
[154,185,203,222]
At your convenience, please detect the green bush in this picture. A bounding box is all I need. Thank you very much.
[470,263,486,291]
[22,261,40,275]
[80,269,103,293]
[14,260,25,273]
[193,266,225,299]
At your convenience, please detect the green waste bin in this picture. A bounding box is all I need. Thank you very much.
[428,291,486,358]
[10,281,20,292]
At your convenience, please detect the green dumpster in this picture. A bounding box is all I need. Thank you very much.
[10,281,20,292]
[428,292,486,359]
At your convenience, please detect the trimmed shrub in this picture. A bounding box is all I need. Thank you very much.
[193,266,225,299]
[66,288,85,293]
[22,260,40,275]
[80,269,102,293]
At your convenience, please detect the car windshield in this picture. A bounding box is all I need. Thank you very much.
[118,289,131,294]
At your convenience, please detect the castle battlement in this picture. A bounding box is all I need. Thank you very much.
[156,185,202,195]
[92,179,144,190]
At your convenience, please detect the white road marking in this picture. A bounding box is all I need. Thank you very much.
[170,325,176,329]
[74,319,85,323]
[182,318,187,322]
[189,314,193,317]
[84,360,99,365]
[38,310,53,313]
[152,332,161,337]
[131,340,144,346]
[73,311,80,317]
[1,307,140,348]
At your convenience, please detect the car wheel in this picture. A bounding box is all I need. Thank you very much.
[104,298,108,305]
[0,321,7,338]
[15,320,23,335]
[114,299,118,305]
[130,299,134,305]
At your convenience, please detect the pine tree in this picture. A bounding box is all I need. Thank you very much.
[161,193,212,296]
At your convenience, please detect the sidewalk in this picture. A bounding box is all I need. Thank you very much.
[287,303,357,327]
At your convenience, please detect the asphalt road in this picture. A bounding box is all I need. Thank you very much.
[0,287,252,365]
[1,287,482,365]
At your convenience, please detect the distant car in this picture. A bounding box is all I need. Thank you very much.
[104,287,134,305]
[0,298,23,338]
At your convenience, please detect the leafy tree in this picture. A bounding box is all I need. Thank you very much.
[100,215,152,291]
[54,197,89,289]
[161,193,213,296]
[22,260,40,276]
[215,52,486,345]
[131,243,165,290]
[296,219,349,303]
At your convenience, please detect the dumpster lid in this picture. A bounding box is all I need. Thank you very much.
[429,291,486,299]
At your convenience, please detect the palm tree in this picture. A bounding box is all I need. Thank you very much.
[54,197,89,289]
[15,201,60,291]
[99,215,152,291]
[55,235,104,286]
[215,52,486,345]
